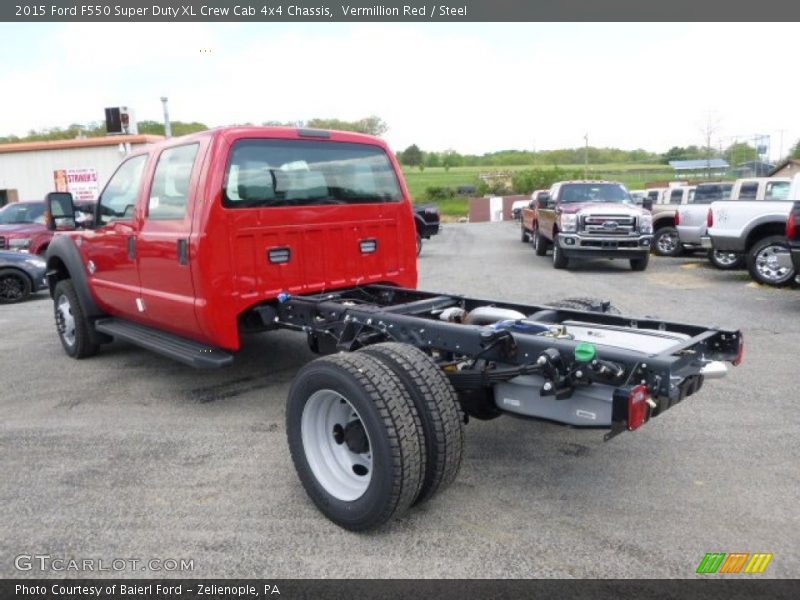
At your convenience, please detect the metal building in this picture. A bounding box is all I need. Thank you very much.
[0,135,163,206]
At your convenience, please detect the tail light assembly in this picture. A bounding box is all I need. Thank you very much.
[707,208,714,228]
[675,210,681,226]
[787,211,796,241]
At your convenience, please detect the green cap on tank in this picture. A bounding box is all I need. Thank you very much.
[574,342,596,363]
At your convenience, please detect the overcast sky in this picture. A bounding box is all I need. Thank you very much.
[1,22,798,158]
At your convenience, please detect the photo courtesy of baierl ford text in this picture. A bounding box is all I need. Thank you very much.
[0,1,798,599]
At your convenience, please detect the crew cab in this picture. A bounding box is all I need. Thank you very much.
[0,199,95,255]
[44,127,741,531]
[703,175,797,286]
[521,180,652,270]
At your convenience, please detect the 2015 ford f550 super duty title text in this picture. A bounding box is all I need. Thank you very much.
[43,127,742,530]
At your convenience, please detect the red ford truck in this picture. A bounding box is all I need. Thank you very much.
[44,127,742,531]
[521,180,653,270]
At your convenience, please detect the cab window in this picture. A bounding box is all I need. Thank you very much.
[765,181,790,200]
[669,189,683,204]
[97,155,147,224]
[738,182,759,200]
[147,144,199,220]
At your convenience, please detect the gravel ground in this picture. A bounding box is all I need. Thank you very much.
[1,221,798,578]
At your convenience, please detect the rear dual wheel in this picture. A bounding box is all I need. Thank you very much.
[286,346,464,530]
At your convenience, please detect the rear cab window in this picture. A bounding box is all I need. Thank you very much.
[738,182,759,200]
[765,180,790,200]
[223,139,402,208]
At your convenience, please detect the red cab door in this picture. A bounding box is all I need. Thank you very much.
[82,154,149,319]
[134,141,204,338]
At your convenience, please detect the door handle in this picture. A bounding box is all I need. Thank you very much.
[127,235,136,260]
[177,239,188,265]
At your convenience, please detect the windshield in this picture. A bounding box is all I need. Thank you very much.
[223,139,402,208]
[559,183,631,204]
[0,202,45,225]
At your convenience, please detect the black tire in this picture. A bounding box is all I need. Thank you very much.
[360,343,465,505]
[552,239,568,269]
[652,227,682,257]
[547,297,622,315]
[630,253,650,271]
[520,224,530,243]
[53,279,99,358]
[707,249,744,270]
[0,268,32,304]
[416,234,422,257]
[286,352,424,531]
[746,235,795,287]
[533,225,547,256]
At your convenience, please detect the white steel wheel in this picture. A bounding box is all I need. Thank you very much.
[56,294,77,348]
[301,389,373,502]
[286,353,424,531]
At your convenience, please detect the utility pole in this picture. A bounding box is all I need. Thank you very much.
[583,133,588,179]
[160,96,172,138]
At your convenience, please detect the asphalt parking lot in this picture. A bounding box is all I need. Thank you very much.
[1,221,798,579]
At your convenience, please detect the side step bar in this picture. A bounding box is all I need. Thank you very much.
[94,318,234,369]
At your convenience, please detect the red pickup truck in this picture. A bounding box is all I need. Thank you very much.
[0,199,94,254]
[521,181,653,270]
[44,127,742,531]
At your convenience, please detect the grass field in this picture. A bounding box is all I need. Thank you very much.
[403,164,675,216]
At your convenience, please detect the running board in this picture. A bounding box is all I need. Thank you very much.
[94,318,234,369]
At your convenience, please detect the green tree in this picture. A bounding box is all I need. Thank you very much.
[442,150,463,172]
[137,120,208,136]
[400,144,423,167]
[305,115,388,136]
[424,152,440,168]
[723,142,756,165]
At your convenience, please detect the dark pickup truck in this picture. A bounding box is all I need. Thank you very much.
[413,204,440,255]
[788,201,800,285]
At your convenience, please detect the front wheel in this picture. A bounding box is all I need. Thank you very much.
[286,352,424,531]
[708,249,744,270]
[630,254,650,271]
[653,227,682,257]
[533,226,547,256]
[746,235,795,287]
[53,280,99,358]
[0,269,32,304]
[552,239,568,269]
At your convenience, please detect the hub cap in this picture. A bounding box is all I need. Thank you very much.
[713,250,739,267]
[301,389,372,501]
[754,244,793,284]
[0,274,25,301]
[656,231,678,254]
[56,294,76,347]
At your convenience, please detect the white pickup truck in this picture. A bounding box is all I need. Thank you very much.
[675,182,735,268]
[701,176,796,285]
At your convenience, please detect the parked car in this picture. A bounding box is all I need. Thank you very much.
[511,199,528,221]
[0,199,95,255]
[703,175,799,286]
[676,182,738,268]
[650,186,695,257]
[0,250,48,303]
[787,201,800,284]
[413,204,440,255]
[519,190,549,240]
[521,180,652,270]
